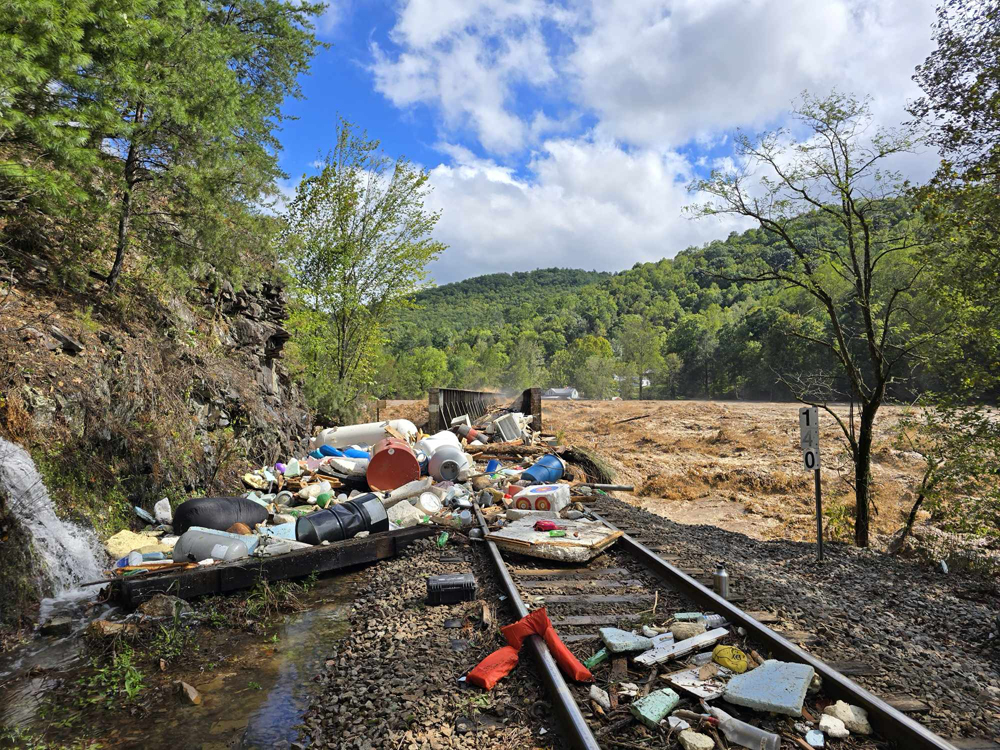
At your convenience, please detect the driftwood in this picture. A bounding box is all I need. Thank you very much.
[559,445,616,484]
[470,443,548,457]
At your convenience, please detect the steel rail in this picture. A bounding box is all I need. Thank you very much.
[475,506,601,750]
[591,510,959,750]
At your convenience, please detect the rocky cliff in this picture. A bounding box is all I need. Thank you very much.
[0,253,312,631]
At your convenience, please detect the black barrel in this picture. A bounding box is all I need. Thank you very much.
[295,493,389,544]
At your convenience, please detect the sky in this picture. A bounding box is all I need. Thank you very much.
[278,0,941,285]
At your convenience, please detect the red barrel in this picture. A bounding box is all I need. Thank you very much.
[366,437,420,491]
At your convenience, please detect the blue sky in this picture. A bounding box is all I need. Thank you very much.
[276,0,940,285]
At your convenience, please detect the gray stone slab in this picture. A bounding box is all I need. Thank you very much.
[723,659,815,717]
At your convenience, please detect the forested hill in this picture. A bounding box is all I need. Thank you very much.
[381,207,961,401]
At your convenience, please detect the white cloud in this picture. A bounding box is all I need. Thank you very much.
[363,0,941,281]
[317,1,347,35]
[370,0,569,153]
[424,135,752,283]
[571,0,937,147]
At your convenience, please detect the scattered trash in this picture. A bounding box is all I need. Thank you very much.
[154,498,173,525]
[664,664,732,699]
[671,621,705,640]
[295,495,388,544]
[722,659,814,716]
[427,573,478,605]
[600,627,654,654]
[713,562,730,599]
[367,437,421,491]
[172,496,269,535]
[635,628,728,667]
[709,705,780,750]
[711,644,749,673]
[520,454,566,484]
[512,483,570,512]
[583,647,609,669]
[806,728,826,747]
[487,517,622,563]
[589,684,611,711]
[822,700,872,734]
[173,527,251,562]
[629,688,680,729]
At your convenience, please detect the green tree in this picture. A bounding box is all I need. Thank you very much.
[691,92,934,547]
[503,339,547,391]
[577,355,618,399]
[393,346,449,398]
[0,0,323,291]
[616,315,665,399]
[283,119,446,417]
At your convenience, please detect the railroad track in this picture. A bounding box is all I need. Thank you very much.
[475,497,970,750]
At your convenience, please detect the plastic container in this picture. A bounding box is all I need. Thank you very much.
[426,573,477,605]
[295,493,389,544]
[415,430,461,458]
[521,454,565,483]
[415,492,443,515]
[318,444,344,457]
[512,483,571,512]
[311,420,418,450]
[427,445,469,482]
[172,528,250,562]
[367,438,420,491]
[456,424,488,443]
[485,459,501,474]
[709,707,779,750]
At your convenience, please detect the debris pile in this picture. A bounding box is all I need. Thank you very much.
[102,408,606,585]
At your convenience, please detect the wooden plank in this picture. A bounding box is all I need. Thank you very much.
[511,567,630,578]
[884,694,931,714]
[551,614,643,626]
[540,594,655,605]
[825,660,877,676]
[518,579,644,590]
[112,526,434,606]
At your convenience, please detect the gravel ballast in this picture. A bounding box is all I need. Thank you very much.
[300,537,553,749]
[594,496,1000,741]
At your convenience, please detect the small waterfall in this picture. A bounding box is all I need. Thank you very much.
[0,438,106,602]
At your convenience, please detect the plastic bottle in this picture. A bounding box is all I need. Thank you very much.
[458,510,472,528]
[172,529,250,562]
[415,492,443,515]
[713,562,730,599]
[700,614,728,628]
[311,420,418,450]
[709,706,780,750]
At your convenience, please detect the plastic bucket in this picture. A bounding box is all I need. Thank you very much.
[521,454,565,484]
[367,438,421,491]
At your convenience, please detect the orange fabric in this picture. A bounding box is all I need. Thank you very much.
[501,606,550,648]
[542,625,593,682]
[466,645,519,690]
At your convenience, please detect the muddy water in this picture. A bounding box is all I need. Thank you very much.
[0,574,355,749]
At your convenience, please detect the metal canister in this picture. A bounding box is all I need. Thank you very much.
[366,437,420,491]
[713,562,730,600]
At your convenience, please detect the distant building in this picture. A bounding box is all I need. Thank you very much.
[542,387,580,400]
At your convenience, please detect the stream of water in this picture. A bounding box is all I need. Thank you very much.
[0,438,353,748]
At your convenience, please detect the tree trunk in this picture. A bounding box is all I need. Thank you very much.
[107,142,138,292]
[854,404,877,547]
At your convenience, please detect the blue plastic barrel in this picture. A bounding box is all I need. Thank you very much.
[319,444,345,457]
[521,454,565,483]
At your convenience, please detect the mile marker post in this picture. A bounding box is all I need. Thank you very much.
[799,406,823,561]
